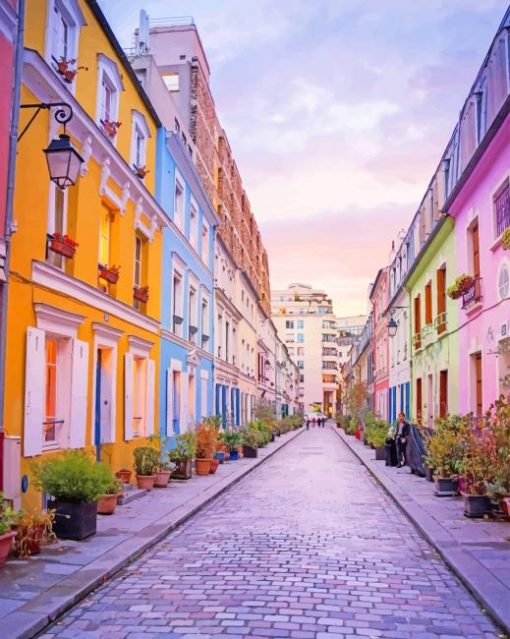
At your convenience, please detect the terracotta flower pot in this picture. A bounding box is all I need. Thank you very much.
[209,458,219,474]
[154,470,172,487]
[116,469,132,484]
[97,494,118,515]
[195,458,211,476]
[49,238,76,258]
[136,474,155,490]
[0,531,15,567]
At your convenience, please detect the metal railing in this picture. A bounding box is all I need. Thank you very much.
[462,278,483,309]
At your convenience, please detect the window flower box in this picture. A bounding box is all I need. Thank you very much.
[447,274,474,299]
[49,233,78,258]
[98,264,120,284]
[501,228,510,250]
[101,119,121,138]
[133,286,149,303]
[133,165,150,179]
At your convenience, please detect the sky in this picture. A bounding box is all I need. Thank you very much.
[101,0,508,316]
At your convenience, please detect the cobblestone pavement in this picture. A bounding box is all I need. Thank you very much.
[39,427,501,639]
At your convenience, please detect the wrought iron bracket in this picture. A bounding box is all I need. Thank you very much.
[18,102,73,141]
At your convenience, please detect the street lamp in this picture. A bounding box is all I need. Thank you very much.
[387,317,398,338]
[19,102,83,189]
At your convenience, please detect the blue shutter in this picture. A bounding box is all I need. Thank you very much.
[388,388,392,423]
[221,385,227,427]
[405,382,410,421]
[215,384,221,416]
[235,388,241,425]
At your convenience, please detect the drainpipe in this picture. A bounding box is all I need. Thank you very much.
[0,0,25,490]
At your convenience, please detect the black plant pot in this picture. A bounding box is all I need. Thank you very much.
[242,445,258,458]
[434,477,457,497]
[48,500,97,540]
[463,494,492,518]
[425,466,434,482]
[271,434,275,443]
[375,447,386,461]
[172,459,192,479]
[276,430,281,437]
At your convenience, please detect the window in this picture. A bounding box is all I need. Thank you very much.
[201,222,209,265]
[470,221,480,279]
[98,205,114,293]
[44,337,59,444]
[189,201,198,250]
[414,294,421,348]
[134,235,143,288]
[96,55,124,135]
[47,185,68,269]
[47,0,85,82]
[201,297,209,348]
[495,180,510,238]
[285,333,293,344]
[498,264,510,300]
[299,374,304,383]
[436,267,446,334]
[172,270,183,336]
[188,286,197,344]
[163,72,179,92]
[132,357,147,437]
[285,321,294,329]
[174,177,184,230]
[297,360,304,369]
[130,111,150,171]
[425,282,432,325]
[297,320,304,329]
[296,334,304,343]
[439,370,448,418]
[297,347,304,356]
[225,321,230,362]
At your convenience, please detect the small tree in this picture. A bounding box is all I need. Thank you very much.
[344,380,367,425]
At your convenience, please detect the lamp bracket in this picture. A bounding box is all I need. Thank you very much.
[18,102,74,141]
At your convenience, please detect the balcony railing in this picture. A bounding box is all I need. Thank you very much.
[413,333,422,351]
[462,278,482,309]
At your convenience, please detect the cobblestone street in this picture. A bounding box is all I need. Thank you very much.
[39,428,501,639]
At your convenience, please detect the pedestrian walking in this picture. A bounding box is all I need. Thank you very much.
[396,411,410,468]
[306,417,310,430]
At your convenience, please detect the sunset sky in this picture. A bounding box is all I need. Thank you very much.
[101,0,506,316]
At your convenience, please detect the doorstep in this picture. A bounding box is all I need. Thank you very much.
[333,425,510,634]
[0,427,304,639]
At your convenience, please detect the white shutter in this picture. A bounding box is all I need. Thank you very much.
[181,371,188,432]
[124,353,133,441]
[69,339,89,449]
[166,368,173,436]
[146,358,155,437]
[23,328,45,457]
[50,4,61,62]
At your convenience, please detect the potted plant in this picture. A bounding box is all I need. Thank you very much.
[48,232,78,258]
[195,422,217,475]
[134,285,149,303]
[222,428,242,460]
[32,451,113,540]
[447,274,474,299]
[154,454,177,487]
[484,397,510,515]
[365,417,388,460]
[12,510,57,558]
[425,416,466,497]
[241,424,260,459]
[335,412,343,429]
[461,425,494,517]
[101,119,121,138]
[116,468,132,484]
[133,165,150,179]
[97,478,123,515]
[56,57,87,83]
[168,432,196,479]
[133,446,159,490]
[0,493,15,567]
[98,263,120,284]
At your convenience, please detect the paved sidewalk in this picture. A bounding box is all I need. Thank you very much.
[333,425,510,634]
[0,429,303,639]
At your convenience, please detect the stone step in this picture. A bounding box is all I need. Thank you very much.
[117,486,147,505]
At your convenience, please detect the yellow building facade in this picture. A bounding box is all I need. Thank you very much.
[4,0,168,509]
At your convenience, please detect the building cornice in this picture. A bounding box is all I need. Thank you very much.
[160,328,213,361]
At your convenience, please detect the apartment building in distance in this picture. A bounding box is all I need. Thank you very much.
[272,283,340,415]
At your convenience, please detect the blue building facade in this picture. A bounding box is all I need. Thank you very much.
[155,129,219,441]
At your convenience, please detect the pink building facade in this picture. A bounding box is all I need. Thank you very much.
[444,12,510,417]
[370,268,390,419]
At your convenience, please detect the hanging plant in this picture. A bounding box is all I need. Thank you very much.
[133,285,149,303]
[101,120,122,138]
[501,227,510,250]
[98,264,120,284]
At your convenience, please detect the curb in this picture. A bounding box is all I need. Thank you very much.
[331,425,510,635]
[5,428,305,639]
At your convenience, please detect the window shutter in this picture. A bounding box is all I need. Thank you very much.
[180,371,188,432]
[50,4,61,63]
[146,358,155,437]
[124,353,133,441]
[23,328,45,457]
[69,339,89,449]
[166,368,175,437]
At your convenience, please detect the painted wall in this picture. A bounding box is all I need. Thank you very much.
[448,111,510,415]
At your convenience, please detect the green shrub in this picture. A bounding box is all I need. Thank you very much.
[222,428,242,451]
[133,446,160,475]
[0,492,14,535]
[32,451,113,503]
